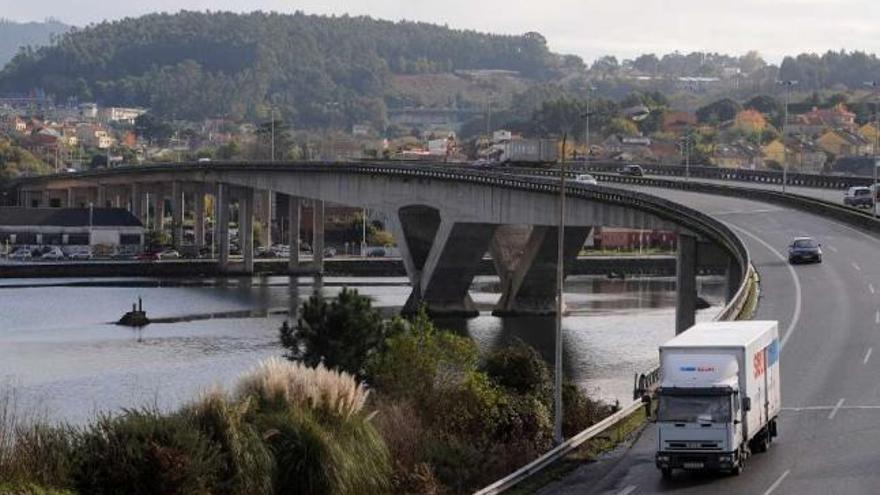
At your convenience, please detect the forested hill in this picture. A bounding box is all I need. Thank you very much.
[0,19,71,67]
[0,11,567,126]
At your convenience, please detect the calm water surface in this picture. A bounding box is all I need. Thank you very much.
[0,275,724,423]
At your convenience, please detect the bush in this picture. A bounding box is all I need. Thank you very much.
[367,310,478,403]
[281,288,387,379]
[183,390,274,494]
[0,482,75,495]
[235,357,369,421]
[484,339,551,398]
[71,410,223,495]
[563,382,618,438]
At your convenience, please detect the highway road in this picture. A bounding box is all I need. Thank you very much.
[539,185,880,494]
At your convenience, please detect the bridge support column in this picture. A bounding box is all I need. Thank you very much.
[312,200,325,274]
[171,181,183,248]
[676,233,698,334]
[491,225,591,316]
[153,190,165,232]
[66,188,75,208]
[258,190,272,249]
[96,185,107,208]
[288,195,301,272]
[216,183,230,271]
[194,189,206,250]
[240,188,255,274]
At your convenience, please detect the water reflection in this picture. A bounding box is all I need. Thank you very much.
[0,274,723,422]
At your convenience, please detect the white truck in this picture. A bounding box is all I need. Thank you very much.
[655,321,781,478]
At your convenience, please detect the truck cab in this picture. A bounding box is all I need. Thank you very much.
[655,321,780,479]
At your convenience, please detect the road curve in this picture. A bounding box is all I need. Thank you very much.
[539,185,880,495]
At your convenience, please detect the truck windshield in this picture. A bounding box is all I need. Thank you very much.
[658,395,731,423]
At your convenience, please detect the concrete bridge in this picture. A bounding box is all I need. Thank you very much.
[7,162,749,329]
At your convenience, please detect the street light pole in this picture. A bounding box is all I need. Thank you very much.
[778,80,798,193]
[554,132,568,445]
[361,207,367,257]
[271,108,276,162]
[585,86,595,166]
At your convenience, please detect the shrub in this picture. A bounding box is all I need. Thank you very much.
[483,339,551,398]
[562,382,618,437]
[71,409,223,495]
[372,400,444,494]
[183,390,274,494]
[235,357,369,421]
[367,310,478,403]
[281,288,387,379]
[0,482,75,495]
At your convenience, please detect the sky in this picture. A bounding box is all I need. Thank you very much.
[6,0,880,63]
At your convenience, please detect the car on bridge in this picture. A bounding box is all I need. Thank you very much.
[843,186,874,208]
[788,237,822,264]
[573,174,599,185]
[619,164,644,177]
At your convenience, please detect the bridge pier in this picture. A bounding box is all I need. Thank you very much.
[312,200,325,275]
[171,181,183,248]
[288,195,302,273]
[194,188,206,250]
[153,190,165,232]
[216,183,230,271]
[239,188,255,274]
[257,190,272,249]
[96,184,107,208]
[676,233,697,334]
[491,225,592,316]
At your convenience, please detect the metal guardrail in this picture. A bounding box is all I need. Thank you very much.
[473,400,644,495]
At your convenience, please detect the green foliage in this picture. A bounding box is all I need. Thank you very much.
[134,113,173,145]
[367,309,478,402]
[0,481,74,495]
[72,410,224,495]
[0,139,52,181]
[281,288,388,379]
[484,339,550,397]
[0,12,561,126]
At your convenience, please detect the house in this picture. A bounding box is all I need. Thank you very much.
[2,116,27,133]
[789,104,857,136]
[858,123,880,147]
[76,124,114,149]
[816,129,872,157]
[762,138,828,173]
[714,141,763,169]
[0,207,144,254]
[99,107,147,125]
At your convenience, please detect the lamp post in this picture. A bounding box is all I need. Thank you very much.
[865,81,879,218]
[584,86,596,166]
[777,80,798,193]
[361,207,367,257]
[554,132,568,445]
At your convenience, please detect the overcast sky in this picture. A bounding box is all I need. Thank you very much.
[6,0,880,63]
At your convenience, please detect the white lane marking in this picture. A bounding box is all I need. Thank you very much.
[865,348,873,365]
[785,404,880,411]
[852,262,862,271]
[875,310,879,325]
[828,398,846,420]
[870,284,876,295]
[727,224,802,349]
[617,486,637,495]
[763,469,791,495]
[827,245,839,253]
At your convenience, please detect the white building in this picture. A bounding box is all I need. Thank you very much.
[0,208,144,254]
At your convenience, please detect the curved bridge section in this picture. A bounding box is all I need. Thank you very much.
[9,162,750,325]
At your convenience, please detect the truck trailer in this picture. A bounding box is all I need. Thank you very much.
[655,321,781,478]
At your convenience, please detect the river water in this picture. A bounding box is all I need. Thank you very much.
[0,275,724,423]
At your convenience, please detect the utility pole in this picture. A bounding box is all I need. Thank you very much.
[361,207,367,257]
[554,132,568,445]
[865,81,879,218]
[271,108,276,162]
[585,86,596,165]
[778,80,798,193]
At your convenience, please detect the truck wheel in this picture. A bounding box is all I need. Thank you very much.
[731,463,743,476]
[661,468,673,480]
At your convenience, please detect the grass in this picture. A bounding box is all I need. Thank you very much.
[506,406,649,495]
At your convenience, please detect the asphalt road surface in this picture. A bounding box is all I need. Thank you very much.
[539,185,880,495]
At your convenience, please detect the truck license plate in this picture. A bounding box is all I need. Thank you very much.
[683,462,704,469]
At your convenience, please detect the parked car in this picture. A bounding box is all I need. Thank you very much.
[68,250,93,260]
[323,247,337,258]
[366,247,386,257]
[8,249,32,260]
[158,249,181,260]
[788,237,822,264]
[620,164,644,177]
[843,186,874,208]
[41,247,66,260]
[136,251,160,261]
[573,174,599,185]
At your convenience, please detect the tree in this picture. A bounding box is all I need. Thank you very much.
[134,113,173,145]
[280,288,388,379]
[603,117,639,137]
[696,98,742,124]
